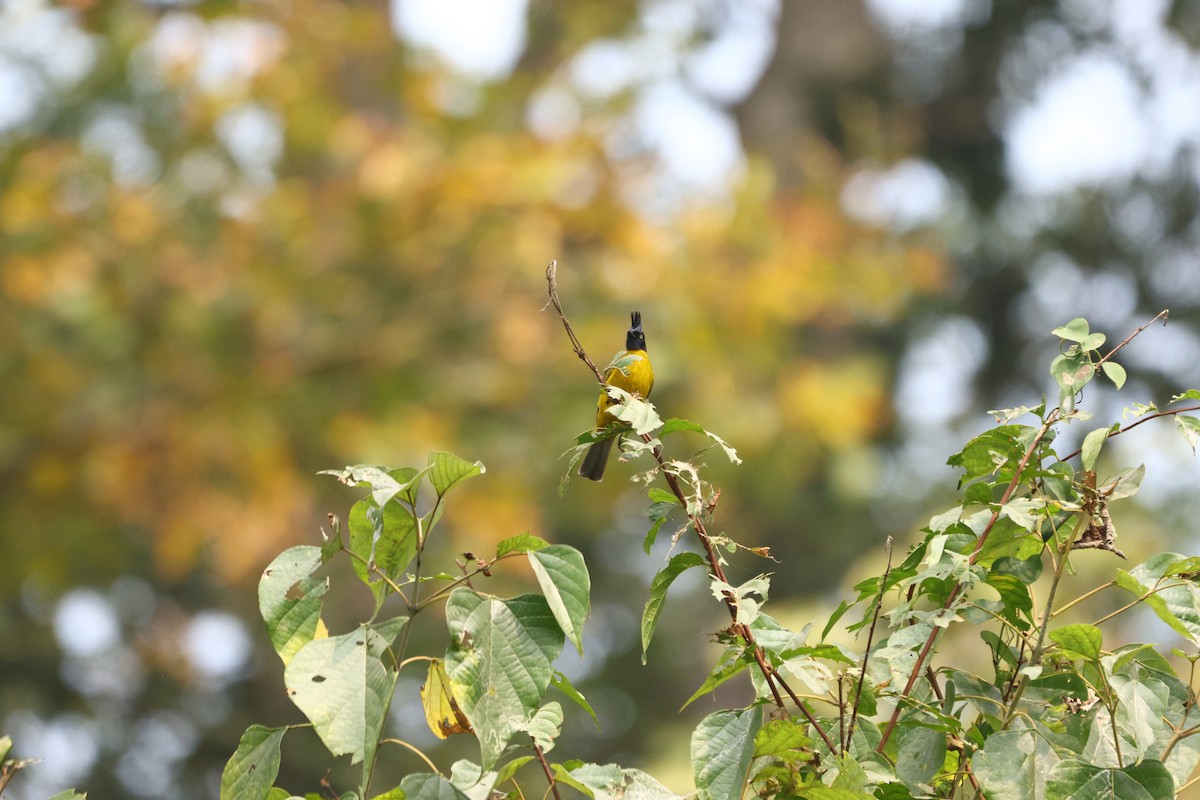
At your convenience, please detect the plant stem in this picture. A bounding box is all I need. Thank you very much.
[1091,580,1190,626]
[1051,581,1116,620]
[1000,516,1080,730]
[845,537,892,750]
[533,742,564,800]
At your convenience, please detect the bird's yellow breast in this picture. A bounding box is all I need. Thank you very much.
[595,349,654,426]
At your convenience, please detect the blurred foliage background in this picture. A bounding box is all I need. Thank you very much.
[6,0,1200,796]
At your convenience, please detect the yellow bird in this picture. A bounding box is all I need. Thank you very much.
[579,311,655,481]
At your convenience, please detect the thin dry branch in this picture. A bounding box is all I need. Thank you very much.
[544,260,605,384]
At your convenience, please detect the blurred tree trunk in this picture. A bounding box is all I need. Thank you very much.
[733,0,885,186]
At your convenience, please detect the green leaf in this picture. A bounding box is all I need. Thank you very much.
[992,554,1044,585]
[753,718,812,758]
[606,388,663,435]
[692,708,762,800]
[370,499,419,584]
[320,464,414,507]
[555,763,681,800]
[947,425,1034,484]
[1050,351,1095,411]
[648,487,679,504]
[496,531,548,556]
[398,773,472,800]
[681,645,753,710]
[47,793,88,800]
[1102,361,1127,390]
[1099,465,1144,501]
[1175,416,1200,454]
[551,670,599,729]
[797,789,874,800]
[427,451,485,499]
[894,712,945,792]
[1045,759,1173,800]
[444,589,565,769]
[661,418,742,464]
[220,726,286,800]
[525,702,562,752]
[1052,318,1091,343]
[973,728,1060,800]
[284,627,393,770]
[448,758,499,798]
[493,756,534,788]
[258,546,328,665]
[1121,553,1200,644]
[1081,426,1112,472]
[1049,624,1102,661]
[987,574,1033,624]
[641,552,707,662]
[1111,671,1169,761]
[528,545,590,655]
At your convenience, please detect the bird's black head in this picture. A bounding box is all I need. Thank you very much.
[626,311,646,351]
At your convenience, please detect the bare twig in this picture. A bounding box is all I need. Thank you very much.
[545,260,605,384]
[1096,309,1169,367]
[1058,404,1200,463]
[533,742,563,800]
[845,536,892,750]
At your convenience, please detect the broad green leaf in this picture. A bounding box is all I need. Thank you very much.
[1049,624,1102,661]
[444,589,564,769]
[975,516,1045,568]
[947,425,1034,483]
[797,789,875,800]
[1175,416,1200,454]
[555,763,681,800]
[647,487,678,504]
[641,552,707,662]
[1081,426,1111,472]
[661,418,742,464]
[427,452,485,499]
[1082,332,1107,351]
[528,545,590,655]
[681,645,753,710]
[319,464,412,507]
[448,759,498,800]
[606,388,663,435]
[1110,672,1169,761]
[1099,465,1144,501]
[47,793,88,800]
[1122,553,1200,644]
[258,546,328,665]
[692,708,762,800]
[973,728,1060,800]
[894,712,945,792]
[550,670,598,728]
[398,773,472,800]
[1052,318,1091,343]
[220,725,286,800]
[1173,389,1200,402]
[986,574,1033,625]
[524,702,562,752]
[496,531,548,556]
[999,498,1045,531]
[369,498,419,584]
[1050,351,1095,411]
[993,554,1044,585]
[1102,361,1127,390]
[284,627,393,770]
[753,718,812,758]
[1045,758,1173,800]
[492,756,534,788]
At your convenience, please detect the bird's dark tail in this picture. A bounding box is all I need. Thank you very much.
[578,437,615,481]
